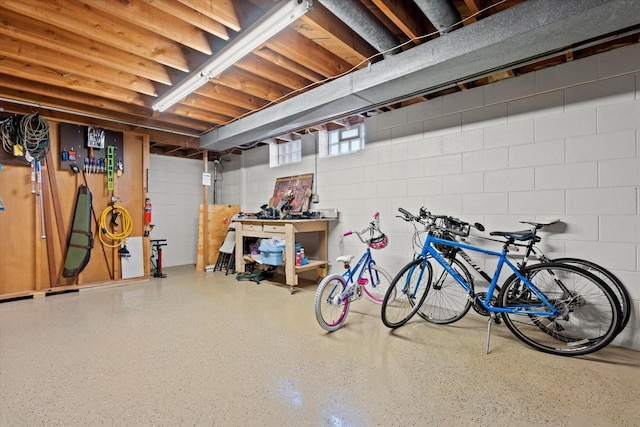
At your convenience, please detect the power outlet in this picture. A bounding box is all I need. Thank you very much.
[312,194,319,203]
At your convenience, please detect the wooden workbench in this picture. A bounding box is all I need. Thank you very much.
[234,218,329,293]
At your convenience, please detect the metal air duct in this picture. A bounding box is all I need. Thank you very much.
[318,0,402,57]
[414,0,461,34]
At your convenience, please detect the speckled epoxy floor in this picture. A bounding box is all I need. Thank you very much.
[1,265,639,426]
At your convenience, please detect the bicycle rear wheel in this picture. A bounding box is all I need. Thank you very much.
[381,258,431,329]
[314,274,350,332]
[362,264,395,304]
[499,263,619,356]
[416,257,473,324]
[552,257,631,334]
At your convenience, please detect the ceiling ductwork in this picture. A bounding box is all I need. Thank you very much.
[318,0,402,57]
[200,0,640,151]
[414,0,462,34]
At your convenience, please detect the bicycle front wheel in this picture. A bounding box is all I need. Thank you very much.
[381,258,431,329]
[362,264,395,304]
[552,257,631,334]
[314,274,350,332]
[417,257,473,324]
[499,263,619,356]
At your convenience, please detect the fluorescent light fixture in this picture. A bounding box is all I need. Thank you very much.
[152,0,312,112]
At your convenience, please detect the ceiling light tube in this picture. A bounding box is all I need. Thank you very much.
[152,0,312,112]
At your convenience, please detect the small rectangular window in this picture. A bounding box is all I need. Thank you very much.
[327,123,364,157]
[270,139,302,167]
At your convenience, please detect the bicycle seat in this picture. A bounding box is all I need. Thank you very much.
[336,255,354,264]
[518,219,560,227]
[489,229,536,241]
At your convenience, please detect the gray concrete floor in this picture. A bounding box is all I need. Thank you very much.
[1,265,639,426]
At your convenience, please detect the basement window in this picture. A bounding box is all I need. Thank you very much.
[269,139,302,167]
[327,124,364,156]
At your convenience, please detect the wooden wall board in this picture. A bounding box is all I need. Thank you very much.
[0,119,149,297]
[196,204,241,271]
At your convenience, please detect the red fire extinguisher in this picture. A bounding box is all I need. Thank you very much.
[144,198,152,224]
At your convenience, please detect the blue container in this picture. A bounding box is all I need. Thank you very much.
[259,242,286,266]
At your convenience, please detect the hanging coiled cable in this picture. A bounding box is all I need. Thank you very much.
[19,113,50,160]
[98,204,133,248]
[0,116,17,154]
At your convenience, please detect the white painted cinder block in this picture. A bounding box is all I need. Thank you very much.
[484,119,534,149]
[484,73,535,105]
[377,107,408,130]
[443,85,484,115]
[565,74,636,112]
[535,162,597,190]
[462,104,508,131]
[407,136,443,159]
[598,42,640,79]
[565,241,637,271]
[508,190,565,215]
[484,168,535,193]
[442,128,483,154]
[407,176,442,196]
[535,55,598,93]
[462,148,508,172]
[391,122,423,145]
[377,179,407,198]
[546,215,599,242]
[597,101,640,133]
[462,192,508,215]
[442,172,483,195]
[534,109,597,142]
[509,139,564,168]
[424,154,462,176]
[376,142,408,164]
[599,215,640,244]
[599,157,640,187]
[566,130,636,163]
[406,97,443,123]
[507,90,564,122]
[423,113,462,137]
[566,187,637,215]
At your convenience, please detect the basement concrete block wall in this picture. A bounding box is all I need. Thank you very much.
[150,43,639,350]
[317,42,640,350]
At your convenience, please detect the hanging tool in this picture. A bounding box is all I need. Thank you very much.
[107,146,114,190]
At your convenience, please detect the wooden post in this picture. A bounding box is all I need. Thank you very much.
[202,150,209,270]
[142,134,150,277]
[41,169,57,287]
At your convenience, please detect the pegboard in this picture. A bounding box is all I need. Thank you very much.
[59,123,124,173]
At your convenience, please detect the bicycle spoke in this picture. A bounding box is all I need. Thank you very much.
[499,263,619,356]
[381,259,431,328]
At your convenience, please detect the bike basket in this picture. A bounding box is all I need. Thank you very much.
[368,233,388,250]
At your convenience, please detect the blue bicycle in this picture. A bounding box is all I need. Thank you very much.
[381,207,621,356]
[314,213,395,331]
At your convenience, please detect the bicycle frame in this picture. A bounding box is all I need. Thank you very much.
[418,233,562,317]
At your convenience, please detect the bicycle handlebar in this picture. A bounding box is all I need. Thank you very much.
[396,207,485,236]
[341,213,385,244]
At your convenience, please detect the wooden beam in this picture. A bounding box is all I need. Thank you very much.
[371,0,437,43]
[253,47,326,83]
[234,54,313,91]
[81,0,213,54]
[266,28,355,79]
[0,8,172,84]
[142,0,229,40]
[299,2,378,64]
[0,0,190,72]
[1,37,158,97]
[177,0,241,32]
